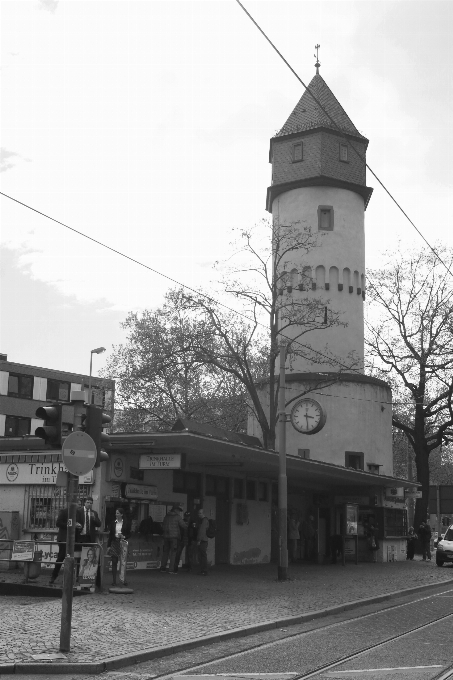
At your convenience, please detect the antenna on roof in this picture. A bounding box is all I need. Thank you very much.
[314,44,321,74]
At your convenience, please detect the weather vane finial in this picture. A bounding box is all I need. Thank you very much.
[314,44,321,74]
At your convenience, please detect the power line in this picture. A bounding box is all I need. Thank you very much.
[0,190,355,370]
[234,0,453,281]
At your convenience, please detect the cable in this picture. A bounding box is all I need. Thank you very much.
[0,190,355,370]
[234,0,453,281]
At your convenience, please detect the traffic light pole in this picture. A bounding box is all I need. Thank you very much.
[60,471,78,652]
[60,392,85,653]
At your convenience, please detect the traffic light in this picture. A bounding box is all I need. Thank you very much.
[35,404,64,448]
[82,404,111,467]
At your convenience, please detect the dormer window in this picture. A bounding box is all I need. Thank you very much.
[339,143,349,162]
[293,143,303,162]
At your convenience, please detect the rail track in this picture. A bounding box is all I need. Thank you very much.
[150,586,453,680]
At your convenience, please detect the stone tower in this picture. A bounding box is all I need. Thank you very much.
[267,72,373,373]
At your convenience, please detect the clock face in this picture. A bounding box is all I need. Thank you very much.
[290,398,326,435]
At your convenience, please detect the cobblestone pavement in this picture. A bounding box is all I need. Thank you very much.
[0,559,452,667]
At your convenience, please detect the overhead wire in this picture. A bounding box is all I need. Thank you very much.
[0,190,354,371]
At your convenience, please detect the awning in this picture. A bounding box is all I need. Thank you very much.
[110,431,419,491]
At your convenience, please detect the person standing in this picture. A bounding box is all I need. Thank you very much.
[406,526,417,560]
[173,511,191,573]
[196,508,210,576]
[107,507,131,586]
[160,505,187,574]
[79,497,101,545]
[419,520,432,560]
[49,504,84,585]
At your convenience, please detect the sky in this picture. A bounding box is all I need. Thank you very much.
[1,0,452,378]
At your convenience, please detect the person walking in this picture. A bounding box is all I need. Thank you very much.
[419,520,432,560]
[406,526,417,560]
[107,507,131,586]
[196,508,210,576]
[49,504,84,584]
[160,505,187,574]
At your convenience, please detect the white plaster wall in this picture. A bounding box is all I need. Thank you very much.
[229,500,271,564]
[249,378,393,476]
[281,379,393,475]
[273,187,365,372]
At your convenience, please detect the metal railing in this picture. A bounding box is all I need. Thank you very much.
[0,538,104,589]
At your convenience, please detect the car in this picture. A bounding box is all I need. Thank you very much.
[436,526,453,566]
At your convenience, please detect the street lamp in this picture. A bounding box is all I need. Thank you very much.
[88,347,106,405]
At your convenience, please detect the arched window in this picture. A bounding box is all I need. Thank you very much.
[343,268,351,293]
[301,266,312,291]
[316,265,325,289]
[329,266,339,290]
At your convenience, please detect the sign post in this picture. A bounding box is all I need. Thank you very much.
[59,430,96,653]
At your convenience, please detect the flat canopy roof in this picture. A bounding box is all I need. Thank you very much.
[110,431,419,491]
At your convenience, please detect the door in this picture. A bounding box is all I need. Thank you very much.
[215,497,230,563]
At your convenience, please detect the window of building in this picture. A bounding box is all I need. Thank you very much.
[206,474,216,496]
[130,466,144,481]
[7,373,33,399]
[339,143,349,162]
[172,470,201,496]
[4,416,31,437]
[246,479,256,501]
[298,449,310,459]
[293,142,303,162]
[345,451,364,470]
[233,478,244,499]
[46,379,70,402]
[258,481,268,502]
[25,483,91,530]
[83,385,105,406]
[318,206,334,231]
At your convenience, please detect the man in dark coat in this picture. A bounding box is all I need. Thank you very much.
[418,520,432,560]
[79,497,101,545]
[49,504,84,584]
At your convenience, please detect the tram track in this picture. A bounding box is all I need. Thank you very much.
[149,586,453,680]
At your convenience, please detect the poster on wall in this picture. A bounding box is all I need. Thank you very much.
[345,504,358,535]
[77,545,100,587]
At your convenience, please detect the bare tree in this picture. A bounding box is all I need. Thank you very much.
[365,245,453,528]
[101,301,248,433]
[173,219,361,449]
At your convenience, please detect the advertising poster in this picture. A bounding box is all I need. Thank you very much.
[11,540,35,561]
[119,539,128,584]
[345,504,358,535]
[77,545,100,586]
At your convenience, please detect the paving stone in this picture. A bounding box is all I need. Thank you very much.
[0,560,452,667]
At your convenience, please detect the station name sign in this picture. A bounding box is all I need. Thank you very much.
[139,453,181,470]
[0,461,93,485]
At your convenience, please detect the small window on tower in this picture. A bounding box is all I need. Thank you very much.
[339,143,349,162]
[293,143,303,162]
[318,206,334,231]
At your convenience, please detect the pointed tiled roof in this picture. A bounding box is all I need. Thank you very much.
[276,74,366,139]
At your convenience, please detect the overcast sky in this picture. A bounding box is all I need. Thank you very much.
[1,0,452,377]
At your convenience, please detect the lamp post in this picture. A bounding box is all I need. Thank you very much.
[88,347,106,405]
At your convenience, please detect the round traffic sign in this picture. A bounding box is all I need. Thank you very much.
[62,431,96,476]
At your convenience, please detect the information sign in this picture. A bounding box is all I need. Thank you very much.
[139,453,181,469]
[62,431,96,476]
[11,540,35,561]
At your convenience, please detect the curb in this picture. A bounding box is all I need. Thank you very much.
[2,577,453,675]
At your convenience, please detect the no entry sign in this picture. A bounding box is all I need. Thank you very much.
[62,431,96,476]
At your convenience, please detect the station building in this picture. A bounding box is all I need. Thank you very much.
[0,67,418,570]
